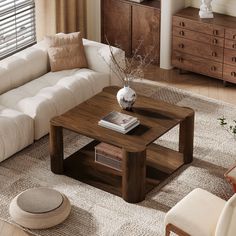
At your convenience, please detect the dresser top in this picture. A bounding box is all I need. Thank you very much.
[175,7,236,29]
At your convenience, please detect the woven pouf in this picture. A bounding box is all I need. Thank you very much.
[9,187,71,229]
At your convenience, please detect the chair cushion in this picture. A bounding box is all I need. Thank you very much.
[0,69,109,139]
[46,32,88,72]
[165,188,226,236]
[0,105,33,162]
[215,194,236,236]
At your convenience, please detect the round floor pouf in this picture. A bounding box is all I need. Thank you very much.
[9,187,71,229]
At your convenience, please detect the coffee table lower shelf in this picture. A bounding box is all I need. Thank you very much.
[63,140,184,200]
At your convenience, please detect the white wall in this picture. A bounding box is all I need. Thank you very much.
[186,0,236,17]
[160,0,186,69]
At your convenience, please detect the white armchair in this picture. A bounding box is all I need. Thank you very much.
[165,188,236,236]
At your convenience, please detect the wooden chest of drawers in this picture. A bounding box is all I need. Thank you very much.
[172,7,236,84]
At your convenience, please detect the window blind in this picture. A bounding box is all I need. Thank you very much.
[0,0,36,59]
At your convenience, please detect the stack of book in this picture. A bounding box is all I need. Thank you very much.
[98,111,140,134]
[95,142,122,171]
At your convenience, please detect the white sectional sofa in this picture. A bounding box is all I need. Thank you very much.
[0,39,123,162]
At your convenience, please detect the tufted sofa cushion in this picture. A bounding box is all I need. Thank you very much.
[0,46,49,94]
[0,69,109,139]
[0,105,34,162]
[0,67,11,95]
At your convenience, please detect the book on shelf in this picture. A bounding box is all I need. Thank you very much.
[98,111,140,134]
[95,142,122,171]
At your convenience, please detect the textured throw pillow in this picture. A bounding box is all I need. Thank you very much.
[46,32,88,72]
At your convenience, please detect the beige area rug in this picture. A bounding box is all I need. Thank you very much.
[0,80,236,236]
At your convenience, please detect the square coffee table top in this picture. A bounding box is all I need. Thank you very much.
[51,86,194,152]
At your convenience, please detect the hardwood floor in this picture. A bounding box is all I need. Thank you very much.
[143,64,236,105]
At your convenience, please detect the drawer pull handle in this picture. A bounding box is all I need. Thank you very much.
[179,43,184,49]
[212,52,217,57]
[179,22,185,27]
[179,31,185,36]
[178,57,183,63]
[232,57,236,62]
[213,30,218,35]
[233,44,236,49]
[211,66,216,71]
[231,72,236,77]
[212,38,218,44]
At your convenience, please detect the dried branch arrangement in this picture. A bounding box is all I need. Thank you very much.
[100,37,155,86]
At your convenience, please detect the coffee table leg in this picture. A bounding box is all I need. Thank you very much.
[179,111,195,164]
[50,124,64,174]
[122,149,146,203]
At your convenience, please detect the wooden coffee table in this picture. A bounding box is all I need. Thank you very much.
[50,86,194,203]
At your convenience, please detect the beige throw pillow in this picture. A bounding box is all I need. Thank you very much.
[46,32,88,72]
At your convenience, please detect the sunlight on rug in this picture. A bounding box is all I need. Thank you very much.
[0,80,235,236]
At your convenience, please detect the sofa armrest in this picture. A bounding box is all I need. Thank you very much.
[83,39,124,86]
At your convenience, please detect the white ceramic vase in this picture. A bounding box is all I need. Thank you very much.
[116,86,136,110]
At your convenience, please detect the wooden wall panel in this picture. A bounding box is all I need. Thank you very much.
[132,5,160,64]
[101,0,131,56]
[101,0,161,61]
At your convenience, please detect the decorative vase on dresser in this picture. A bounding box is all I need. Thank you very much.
[172,7,236,85]
[199,0,214,19]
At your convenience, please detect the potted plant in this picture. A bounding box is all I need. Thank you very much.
[218,117,236,138]
[218,117,236,192]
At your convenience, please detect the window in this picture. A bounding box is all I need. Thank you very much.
[0,0,36,59]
